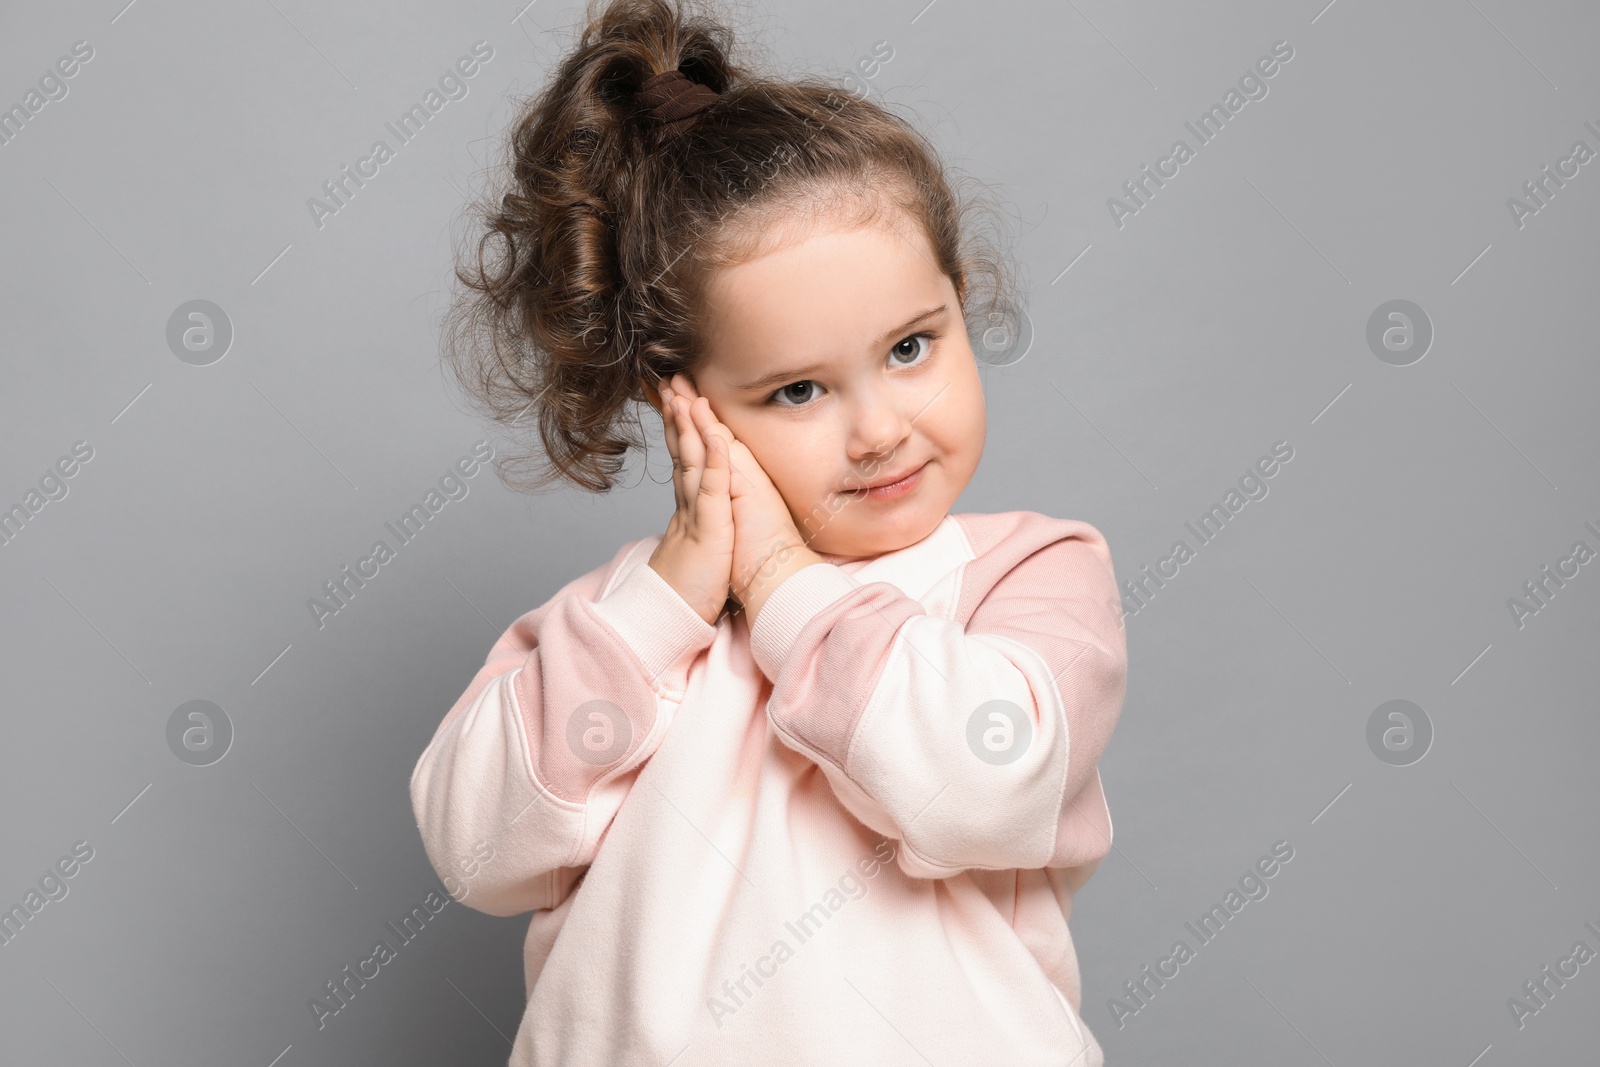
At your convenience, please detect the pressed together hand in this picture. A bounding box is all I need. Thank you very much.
[645,373,820,627]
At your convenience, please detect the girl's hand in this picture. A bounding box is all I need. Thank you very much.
[646,374,736,626]
[668,376,818,617]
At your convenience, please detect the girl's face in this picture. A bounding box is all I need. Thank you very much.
[678,206,986,562]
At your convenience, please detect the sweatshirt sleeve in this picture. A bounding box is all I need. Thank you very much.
[748,514,1127,880]
[409,536,718,916]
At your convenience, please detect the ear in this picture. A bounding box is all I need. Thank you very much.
[642,377,665,413]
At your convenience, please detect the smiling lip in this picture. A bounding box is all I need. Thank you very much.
[845,460,927,494]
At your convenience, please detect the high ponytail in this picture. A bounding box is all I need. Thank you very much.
[442,0,1021,494]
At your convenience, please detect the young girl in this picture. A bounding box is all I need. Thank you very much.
[411,1,1128,1063]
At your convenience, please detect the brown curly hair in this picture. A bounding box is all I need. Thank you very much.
[442,0,1023,494]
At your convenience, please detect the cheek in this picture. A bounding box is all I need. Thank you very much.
[935,353,986,451]
[745,426,827,497]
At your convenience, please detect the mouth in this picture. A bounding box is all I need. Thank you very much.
[842,460,928,498]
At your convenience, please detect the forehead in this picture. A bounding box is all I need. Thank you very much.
[697,210,949,376]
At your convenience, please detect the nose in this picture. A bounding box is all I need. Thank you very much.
[844,382,914,473]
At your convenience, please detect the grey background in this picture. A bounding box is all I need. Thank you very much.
[2,0,1597,1063]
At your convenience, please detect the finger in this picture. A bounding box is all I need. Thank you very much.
[659,381,678,454]
[674,395,706,503]
[698,430,734,529]
[658,383,688,514]
[724,437,757,496]
[687,396,747,489]
[681,386,733,449]
[671,372,697,400]
[687,397,725,484]
[686,392,722,443]
[701,433,735,606]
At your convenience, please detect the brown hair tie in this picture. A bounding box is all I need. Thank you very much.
[637,68,720,136]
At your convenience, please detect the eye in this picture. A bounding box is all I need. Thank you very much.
[889,332,935,368]
[765,332,937,408]
[769,380,822,407]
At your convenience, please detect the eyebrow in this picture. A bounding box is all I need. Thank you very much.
[734,304,949,392]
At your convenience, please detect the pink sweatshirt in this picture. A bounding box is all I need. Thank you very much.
[410,509,1128,1065]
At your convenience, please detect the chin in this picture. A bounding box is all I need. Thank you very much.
[811,501,946,559]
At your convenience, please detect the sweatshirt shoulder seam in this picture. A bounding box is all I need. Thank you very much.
[504,663,590,869]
